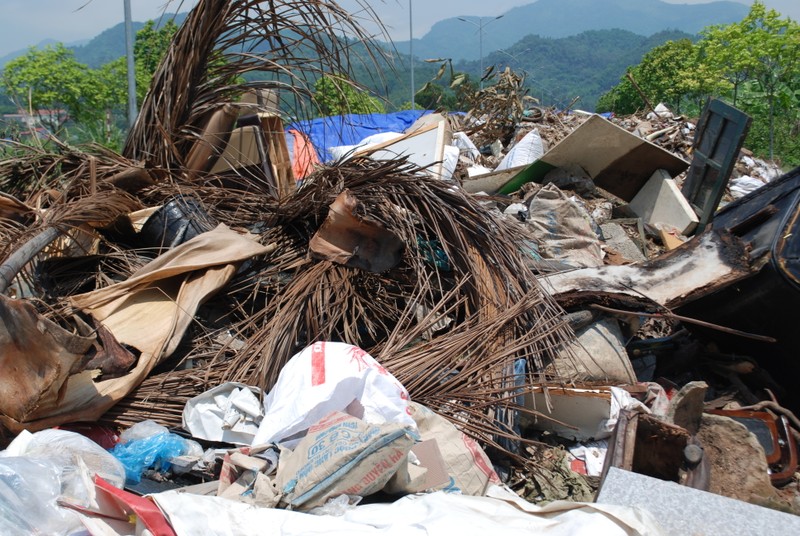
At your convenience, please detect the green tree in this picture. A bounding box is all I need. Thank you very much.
[133,20,179,103]
[313,75,384,116]
[596,39,721,115]
[700,21,752,106]
[1,44,100,134]
[735,2,799,159]
[700,2,800,161]
[0,20,179,147]
[91,57,129,147]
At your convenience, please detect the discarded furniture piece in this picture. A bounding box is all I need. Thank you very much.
[678,166,800,411]
[498,114,689,200]
[681,98,752,231]
[601,409,705,489]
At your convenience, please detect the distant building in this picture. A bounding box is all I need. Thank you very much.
[1,108,65,138]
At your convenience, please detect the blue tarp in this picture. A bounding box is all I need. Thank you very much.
[287,110,432,163]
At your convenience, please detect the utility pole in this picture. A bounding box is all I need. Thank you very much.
[409,0,414,109]
[124,0,138,127]
[457,15,503,89]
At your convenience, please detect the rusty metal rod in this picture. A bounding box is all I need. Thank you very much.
[589,303,777,343]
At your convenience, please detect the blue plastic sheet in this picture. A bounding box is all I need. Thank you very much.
[287,110,431,163]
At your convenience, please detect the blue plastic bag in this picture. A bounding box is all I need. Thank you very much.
[110,432,189,484]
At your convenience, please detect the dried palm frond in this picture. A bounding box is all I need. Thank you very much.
[464,67,537,147]
[1,0,385,297]
[2,1,577,457]
[125,0,388,172]
[0,190,143,295]
[110,158,576,449]
[0,137,154,201]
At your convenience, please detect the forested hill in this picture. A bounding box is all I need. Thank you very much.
[475,29,696,110]
[395,0,748,62]
[367,28,695,111]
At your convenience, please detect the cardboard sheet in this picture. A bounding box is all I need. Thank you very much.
[499,115,689,200]
[0,225,274,432]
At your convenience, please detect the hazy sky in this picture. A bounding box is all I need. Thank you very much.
[0,0,797,58]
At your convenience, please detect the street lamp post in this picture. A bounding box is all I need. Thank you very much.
[457,15,503,89]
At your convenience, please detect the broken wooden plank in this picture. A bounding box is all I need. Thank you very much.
[539,230,753,310]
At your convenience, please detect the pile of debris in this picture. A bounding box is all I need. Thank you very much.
[0,1,798,534]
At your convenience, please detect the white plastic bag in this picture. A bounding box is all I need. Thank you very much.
[0,457,82,535]
[183,382,264,445]
[3,429,126,508]
[251,341,416,447]
[495,129,543,171]
[452,132,480,161]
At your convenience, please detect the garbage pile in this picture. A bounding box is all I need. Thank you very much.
[1,1,799,534]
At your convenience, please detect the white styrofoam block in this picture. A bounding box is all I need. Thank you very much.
[629,169,699,235]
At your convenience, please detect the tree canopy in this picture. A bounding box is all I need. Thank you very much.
[1,44,98,133]
[597,1,800,165]
[313,75,385,117]
[0,19,178,147]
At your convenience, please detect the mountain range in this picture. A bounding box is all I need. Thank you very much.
[0,0,749,112]
[393,0,748,61]
[1,0,748,69]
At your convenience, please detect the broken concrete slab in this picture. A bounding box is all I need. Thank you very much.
[498,114,689,200]
[600,222,647,263]
[628,169,699,235]
[597,467,800,536]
